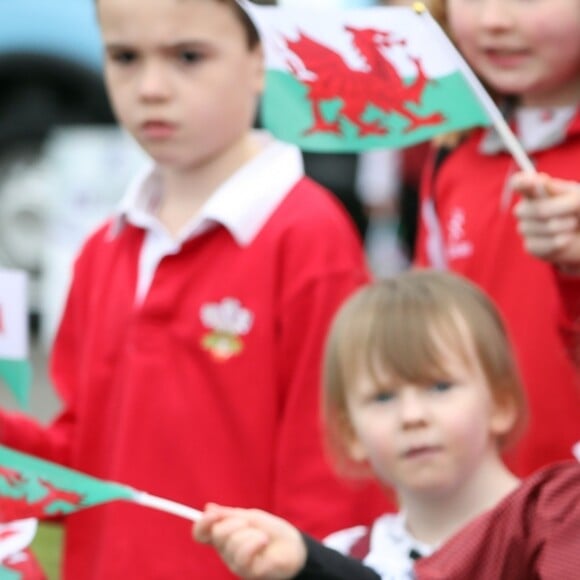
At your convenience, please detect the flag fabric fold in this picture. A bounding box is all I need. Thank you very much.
[244,2,490,152]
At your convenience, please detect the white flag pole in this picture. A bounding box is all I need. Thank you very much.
[413,2,536,173]
[134,491,202,522]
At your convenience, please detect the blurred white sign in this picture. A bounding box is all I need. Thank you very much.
[0,269,28,360]
[40,126,148,348]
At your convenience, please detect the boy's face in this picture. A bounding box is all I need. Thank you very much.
[343,335,515,500]
[97,0,264,170]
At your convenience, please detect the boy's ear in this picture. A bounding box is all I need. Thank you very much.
[338,414,367,463]
[489,393,518,439]
[346,437,368,463]
[252,43,266,94]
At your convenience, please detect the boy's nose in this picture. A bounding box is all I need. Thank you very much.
[398,389,428,428]
[138,62,171,101]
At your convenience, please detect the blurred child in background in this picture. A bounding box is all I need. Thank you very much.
[415,0,580,476]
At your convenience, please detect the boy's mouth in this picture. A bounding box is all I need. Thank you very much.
[140,121,176,139]
[401,445,442,460]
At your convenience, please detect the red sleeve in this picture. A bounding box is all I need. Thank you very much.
[0,344,74,466]
[270,214,391,539]
[415,461,580,580]
[273,270,392,538]
[413,147,443,269]
[554,270,580,366]
[0,239,96,465]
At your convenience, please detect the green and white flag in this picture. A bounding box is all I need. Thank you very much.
[243,1,530,166]
[0,270,32,409]
[0,446,201,523]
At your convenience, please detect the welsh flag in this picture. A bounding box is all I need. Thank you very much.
[243,2,521,157]
[0,446,201,523]
[0,270,32,409]
[0,519,41,580]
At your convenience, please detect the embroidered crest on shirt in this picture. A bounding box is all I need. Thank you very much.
[446,207,473,261]
[200,298,254,360]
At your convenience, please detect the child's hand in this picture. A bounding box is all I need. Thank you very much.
[512,172,580,273]
[194,503,307,579]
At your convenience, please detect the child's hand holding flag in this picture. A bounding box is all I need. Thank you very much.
[511,172,580,270]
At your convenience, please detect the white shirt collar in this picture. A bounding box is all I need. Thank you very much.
[480,105,576,155]
[109,131,304,246]
[364,512,434,578]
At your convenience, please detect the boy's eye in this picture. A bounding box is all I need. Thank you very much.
[109,50,137,65]
[372,391,395,403]
[178,50,203,64]
[430,381,453,393]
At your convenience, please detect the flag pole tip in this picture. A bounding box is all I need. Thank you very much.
[412,2,427,14]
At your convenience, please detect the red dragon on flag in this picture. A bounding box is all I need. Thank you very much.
[246,2,528,158]
[0,465,86,522]
[283,25,445,137]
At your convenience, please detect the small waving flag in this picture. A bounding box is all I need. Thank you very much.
[0,519,40,580]
[0,270,32,409]
[0,446,201,523]
[242,1,533,170]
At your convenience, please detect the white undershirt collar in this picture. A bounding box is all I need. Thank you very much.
[110,131,304,246]
[108,131,304,302]
[480,105,576,155]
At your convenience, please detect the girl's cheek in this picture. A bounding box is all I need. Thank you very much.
[446,0,483,43]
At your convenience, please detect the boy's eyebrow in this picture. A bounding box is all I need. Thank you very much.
[103,42,132,51]
[103,40,214,51]
[164,40,213,50]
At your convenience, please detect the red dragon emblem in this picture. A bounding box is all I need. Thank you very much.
[0,471,86,522]
[283,25,445,137]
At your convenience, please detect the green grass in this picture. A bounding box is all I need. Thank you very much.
[31,522,63,580]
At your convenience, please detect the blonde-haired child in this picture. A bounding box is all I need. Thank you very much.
[195,271,580,579]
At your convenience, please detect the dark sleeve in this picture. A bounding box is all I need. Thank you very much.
[293,534,381,580]
[415,461,580,580]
